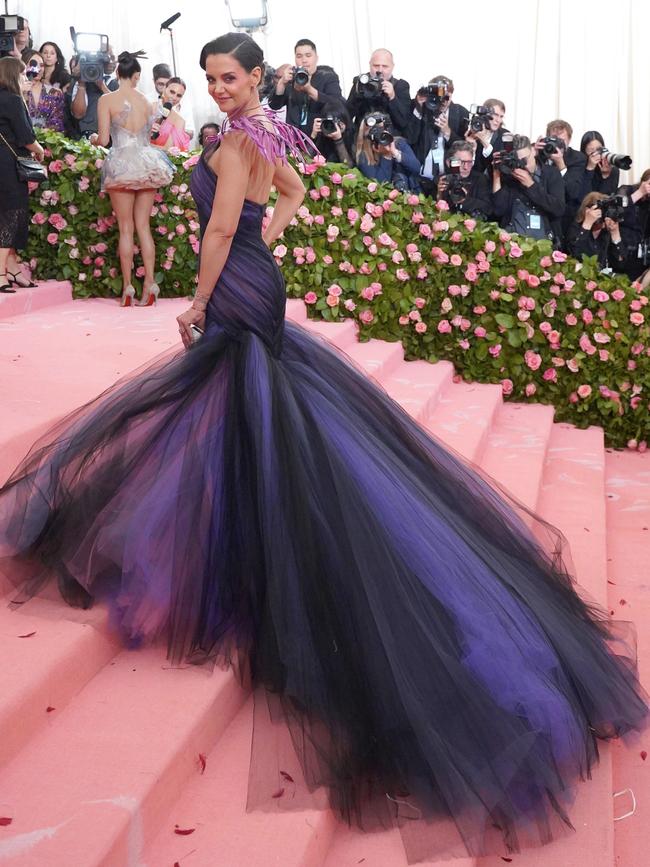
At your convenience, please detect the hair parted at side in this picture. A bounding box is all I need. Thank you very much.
[200,33,264,73]
[117,50,146,79]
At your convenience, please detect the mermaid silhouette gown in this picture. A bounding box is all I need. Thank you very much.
[0,112,647,862]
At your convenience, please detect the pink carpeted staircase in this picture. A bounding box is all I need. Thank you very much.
[0,283,647,867]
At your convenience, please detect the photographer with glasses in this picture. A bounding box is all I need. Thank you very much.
[355,111,421,192]
[346,48,411,138]
[437,141,491,219]
[492,134,565,244]
[268,38,342,140]
[310,101,354,167]
[566,192,628,273]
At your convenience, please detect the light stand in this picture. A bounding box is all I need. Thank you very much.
[160,12,181,76]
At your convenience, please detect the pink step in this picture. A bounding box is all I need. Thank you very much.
[342,338,405,381]
[144,698,337,867]
[480,402,556,511]
[285,298,308,321]
[477,423,614,867]
[426,380,503,463]
[0,648,247,865]
[605,451,650,867]
[382,358,455,424]
[0,597,118,769]
[324,825,475,867]
[300,316,358,350]
[0,280,72,320]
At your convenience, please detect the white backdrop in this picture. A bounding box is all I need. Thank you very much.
[14,0,650,176]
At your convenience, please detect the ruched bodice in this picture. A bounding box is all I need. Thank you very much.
[190,155,286,356]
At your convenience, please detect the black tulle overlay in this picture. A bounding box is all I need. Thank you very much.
[0,148,647,863]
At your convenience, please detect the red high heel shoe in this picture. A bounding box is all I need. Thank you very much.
[120,285,136,307]
[137,283,160,307]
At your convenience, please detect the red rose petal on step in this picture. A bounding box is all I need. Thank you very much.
[46,706,55,713]
[641,751,647,761]
[501,860,513,864]
[173,825,195,835]
[197,753,207,774]
[0,817,12,826]
[607,580,616,585]
[280,770,294,783]
[271,787,285,799]
[18,631,36,638]
[619,599,627,606]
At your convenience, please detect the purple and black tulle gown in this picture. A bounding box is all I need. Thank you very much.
[0,114,647,862]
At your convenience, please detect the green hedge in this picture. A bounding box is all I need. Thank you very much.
[26,132,650,449]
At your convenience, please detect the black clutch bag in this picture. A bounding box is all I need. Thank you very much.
[0,131,48,183]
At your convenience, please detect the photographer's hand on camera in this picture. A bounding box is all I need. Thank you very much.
[604,217,622,243]
[631,180,650,204]
[380,78,396,101]
[582,204,602,230]
[512,167,534,188]
[274,64,294,96]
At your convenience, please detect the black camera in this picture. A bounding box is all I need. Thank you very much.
[468,104,493,133]
[25,59,40,80]
[293,66,310,87]
[368,126,394,148]
[417,80,449,116]
[597,194,628,223]
[600,149,633,171]
[0,13,23,55]
[70,28,111,83]
[539,135,566,156]
[357,71,383,98]
[321,114,341,135]
[445,160,469,204]
[497,152,527,176]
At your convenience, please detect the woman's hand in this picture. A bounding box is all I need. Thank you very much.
[583,205,602,229]
[604,217,621,241]
[89,133,99,146]
[177,306,206,350]
[586,149,602,171]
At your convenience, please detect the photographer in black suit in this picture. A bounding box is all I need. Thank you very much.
[534,120,586,237]
[566,192,628,273]
[437,141,491,219]
[268,38,342,140]
[406,75,467,196]
[492,134,565,243]
[465,98,508,176]
[346,48,411,137]
[618,168,650,281]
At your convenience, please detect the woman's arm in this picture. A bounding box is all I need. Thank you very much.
[262,161,305,247]
[90,94,111,147]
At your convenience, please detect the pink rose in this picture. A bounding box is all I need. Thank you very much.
[548,330,560,343]
[378,233,393,247]
[407,194,420,206]
[582,309,594,324]
[437,319,452,333]
[330,206,343,217]
[441,297,453,313]
[540,256,552,268]
[396,269,410,281]
[415,321,428,333]
[273,244,287,258]
[489,344,502,357]
[577,384,592,399]
[359,310,375,324]
[509,244,523,258]
[501,379,514,395]
[524,351,542,371]
[162,260,172,270]
[450,254,462,267]
[599,350,610,362]
[474,326,487,338]
[78,176,90,191]
[525,383,537,397]
[417,266,428,280]
[304,292,318,304]
[527,274,541,288]
[392,250,405,264]
[542,368,558,382]
[31,212,47,225]
[409,310,421,322]
[344,299,356,311]
[367,182,378,192]
[630,312,645,325]
[517,310,530,321]
[552,250,568,263]
[326,224,340,241]
[593,290,610,302]
[450,230,462,243]
[328,284,343,297]
[463,219,477,232]
[419,224,432,238]
[347,209,359,223]
[593,332,610,344]
[331,172,343,184]
[484,240,496,252]
[326,295,339,307]
[399,315,410,325]
[459,339,470,350]
[433,220,449,232]
[46,232,58,245]
[436,199,450,211]
[308,190,320,201]
[565,313,578,326]
[48,159,64,173]
[612,289,626,301]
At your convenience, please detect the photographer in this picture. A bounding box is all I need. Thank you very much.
[617,168,650,281]
[355,111,421,192]
[466,98,508,176]
[535,120,585,236]
[21,49,66,132]
[571,131,623,212]
[406,75,467,196]
[346,49,411,137]
[492,134,565,243]
[310,101,354,167]
[566,192,627,272]
[268,39,342,140]
[70,44,118,138]
[437,141,491,219]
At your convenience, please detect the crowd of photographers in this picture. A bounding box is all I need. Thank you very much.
[266,38,650,283]
[2,14,650,283]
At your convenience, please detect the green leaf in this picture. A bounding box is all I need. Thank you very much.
[495,314,515,329]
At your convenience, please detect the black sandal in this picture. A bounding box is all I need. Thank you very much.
[8,270,36,288]
[0,280,17,294]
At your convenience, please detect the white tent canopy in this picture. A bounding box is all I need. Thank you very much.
[14,0,650,176]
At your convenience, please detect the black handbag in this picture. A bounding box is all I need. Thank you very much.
[0,131,48,183]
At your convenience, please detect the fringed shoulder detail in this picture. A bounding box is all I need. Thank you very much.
[216,106,319,166]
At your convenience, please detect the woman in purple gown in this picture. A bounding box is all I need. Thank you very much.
[0,33,647,863]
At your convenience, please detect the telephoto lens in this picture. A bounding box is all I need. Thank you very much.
[293,66,309,86]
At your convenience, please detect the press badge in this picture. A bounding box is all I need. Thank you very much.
[529,214,542,230]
